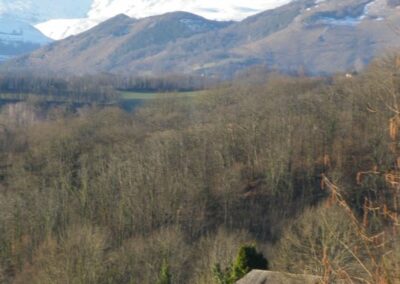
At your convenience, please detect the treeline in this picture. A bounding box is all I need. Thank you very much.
[0,73,117,103]
[111,74,212,92]
[0,56,400,283]
[0,72,213,103]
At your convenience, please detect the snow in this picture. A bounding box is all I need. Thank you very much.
[320,16,364,26]
[315,0,386,27]
[35,18,98,40]
[32,0,293,40]
[179,18,216,32]
[363,0,388,17]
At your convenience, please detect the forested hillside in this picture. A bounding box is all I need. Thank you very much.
[1,56,400,283]
[6,0,400,77]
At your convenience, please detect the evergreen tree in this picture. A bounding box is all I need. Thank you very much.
[157,259,172,284]
[212,263,232,284]
[231,245,268,281]
[213,245,268,284]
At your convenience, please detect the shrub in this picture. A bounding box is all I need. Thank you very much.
[213,244,268,284]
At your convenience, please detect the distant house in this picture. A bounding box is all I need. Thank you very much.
[236,270,322,284]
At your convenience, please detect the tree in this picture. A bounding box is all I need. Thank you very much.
[213,245,268,284]
[231,245,268,281]
[212,263,232,284]
[157,260,172,284]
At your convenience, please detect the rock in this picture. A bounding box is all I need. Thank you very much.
[236,270,322,284]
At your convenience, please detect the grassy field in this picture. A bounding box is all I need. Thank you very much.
[0,93,32,101]
[0,91,208,113]
[120,90,207,100]
[0,90,207,103]
[119,90,208,111]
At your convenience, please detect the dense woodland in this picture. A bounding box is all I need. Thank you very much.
[0,56,400,283]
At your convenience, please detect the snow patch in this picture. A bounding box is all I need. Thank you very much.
[179,18,217,32]
[35,18,98,40]
[312,1,380,27]
[320,16,363,26]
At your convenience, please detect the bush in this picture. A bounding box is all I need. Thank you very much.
[14,225,106,284]
[157,260,172,284]
[272,205,371,282]
[213,244,268,284]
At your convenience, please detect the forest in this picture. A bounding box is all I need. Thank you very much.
[0,55,400,283]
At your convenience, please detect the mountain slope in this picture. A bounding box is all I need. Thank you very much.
[4,0,400,76]
[0,17,52,61]
[154,0,400,76]
[9,12,231,74]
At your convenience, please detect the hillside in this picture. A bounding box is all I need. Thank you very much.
[0,18,52,61]
[1,55,400,283]
[3,0,400,76]
[7,12,231,75]
[2,0,400,284]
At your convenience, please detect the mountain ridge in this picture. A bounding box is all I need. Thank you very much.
[3,0,400,77]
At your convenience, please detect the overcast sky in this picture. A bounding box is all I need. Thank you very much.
[0,0,293,22]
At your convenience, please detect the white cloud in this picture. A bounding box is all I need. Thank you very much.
[87,0,293,21]
[0,0,92,23]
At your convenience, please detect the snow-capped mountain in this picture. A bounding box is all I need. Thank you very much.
[0,0,87,59]
[7,0,400,76]
[0,17,51,61]
[33,0,292,40]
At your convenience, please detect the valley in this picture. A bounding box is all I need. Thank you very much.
[1,0,400,283]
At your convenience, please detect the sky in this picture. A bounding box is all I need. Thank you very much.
[0,0,293,39]
[87,0,293,21]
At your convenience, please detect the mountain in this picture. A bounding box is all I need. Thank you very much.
[34,0,292,40]
[0,17,52,61]
[7,12,232,74]
[0,0,83,60]
[4,0,400,76]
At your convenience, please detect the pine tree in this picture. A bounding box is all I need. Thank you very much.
[230,245,268,282]
[157,259,172,284]
[213,245,268,284]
